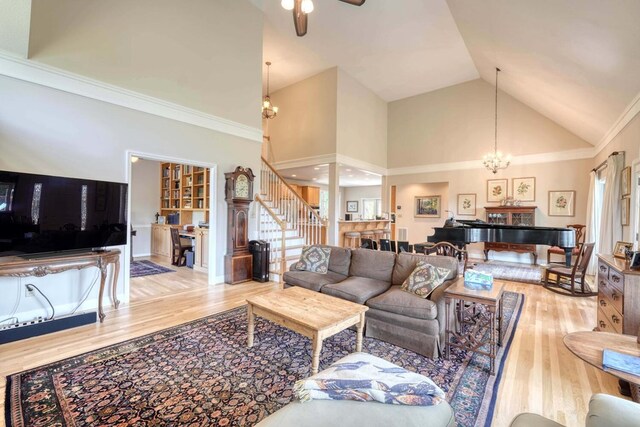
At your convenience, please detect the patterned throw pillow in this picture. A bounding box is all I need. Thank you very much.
[295,246,331,274]
[401,261,452,298]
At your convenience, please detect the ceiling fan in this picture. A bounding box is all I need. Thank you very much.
[281,0,366,37]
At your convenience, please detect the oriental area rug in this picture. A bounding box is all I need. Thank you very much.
[6,292,524,427]
[130,260,175,278]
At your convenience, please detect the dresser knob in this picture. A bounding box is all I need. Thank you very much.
[612,275,621,283]
[599,299,607,307]
[612,315,620,324]
[600,281,607,287]
[611,292,619,301]
[599,320,606,329]
[599,266,606,272]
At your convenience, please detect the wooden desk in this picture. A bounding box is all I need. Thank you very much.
[564,331,640,401]
[0,250,121,322]
[444,278,505,375]
[246,287,368,375]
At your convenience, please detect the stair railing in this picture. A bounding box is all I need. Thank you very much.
[254,194,286,283]
[260,156,326,246]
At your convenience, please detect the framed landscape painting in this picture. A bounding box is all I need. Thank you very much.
[415,195,441,218]
[621,166,631,197]
[487,179,507,203]
[513,177,535,201]
[548,190,575,216]
[457,193,476,216]
[621,197,630,226]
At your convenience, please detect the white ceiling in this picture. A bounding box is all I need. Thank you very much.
[260,0,478,101]
[257,0,640,147]
[279,163,382,187]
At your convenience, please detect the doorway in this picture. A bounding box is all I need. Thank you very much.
[125,152,217,305]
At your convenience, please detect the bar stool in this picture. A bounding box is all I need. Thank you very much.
[360,230,374,243]
[372,229,384,243]
[344,231,361,248]
[380,228,391,240]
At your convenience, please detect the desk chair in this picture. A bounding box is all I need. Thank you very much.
[170,228,194,266]
[547,224,585,264]
[421,241,469,273]
[360,238,378,250]
[397,241,412,253]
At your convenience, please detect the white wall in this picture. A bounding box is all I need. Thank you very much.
[0,75,261,323]
[28,0,263,129]
[131,159,161,257]
[387,79,592,168]
[336,69,387,168]
[340,185,382,219]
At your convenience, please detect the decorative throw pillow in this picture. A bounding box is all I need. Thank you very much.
[401,261,451,298]
[295,246,331,274]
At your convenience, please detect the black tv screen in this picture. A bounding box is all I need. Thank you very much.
[0,170,128,257]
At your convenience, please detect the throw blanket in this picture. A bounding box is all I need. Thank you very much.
[294,352,445,406]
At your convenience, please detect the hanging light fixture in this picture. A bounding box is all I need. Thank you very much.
[262,61,278,120]
[282,0,365,37]
[483,67,511,174]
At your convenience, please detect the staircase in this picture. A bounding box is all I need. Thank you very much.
[256,157,326,282]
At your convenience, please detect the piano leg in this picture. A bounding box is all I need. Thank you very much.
[564,248,572,267]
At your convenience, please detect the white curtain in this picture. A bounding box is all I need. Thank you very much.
[599,153,624,256]
[585,171,598,275]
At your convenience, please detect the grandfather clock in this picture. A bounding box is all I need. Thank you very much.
[224,166,255,284]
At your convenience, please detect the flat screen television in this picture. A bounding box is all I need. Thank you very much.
[0,170,128,258]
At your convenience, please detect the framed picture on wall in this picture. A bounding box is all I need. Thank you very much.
[512,177,535,201]
[487,179,508,203]
[621,166,631,197]
[548,190,575,216]
[415,195,441,218]
[346,200,359,213]
[621,197,630,226]
[457,193,476,216]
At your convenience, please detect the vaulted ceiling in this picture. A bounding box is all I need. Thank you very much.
[257,0,640,146]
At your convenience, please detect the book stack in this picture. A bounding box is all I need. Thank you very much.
[602,349,640,376]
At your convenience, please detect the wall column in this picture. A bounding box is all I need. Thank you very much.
[328,162,340,245]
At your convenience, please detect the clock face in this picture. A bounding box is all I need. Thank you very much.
[235,175,249,198]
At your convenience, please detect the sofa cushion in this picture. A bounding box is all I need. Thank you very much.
[322,276,390,304]
[349,249,396,282]
[392,253,457,286]
[292,245,351,276]
[283,270,347,292]
[366,286,438,320]
[401,262,451,299]
[295,246,331,274]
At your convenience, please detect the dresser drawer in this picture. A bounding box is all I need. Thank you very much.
[486,243,509,250]
[597,308,617,333]
[598,262,608,277]
[597,297,623,334]
[608,269,624,292]
[599,282,623,315]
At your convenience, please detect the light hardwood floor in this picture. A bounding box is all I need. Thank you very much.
[0,261,621,427]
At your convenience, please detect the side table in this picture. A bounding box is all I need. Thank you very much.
[444,278,505,375]
[564,331,640,402]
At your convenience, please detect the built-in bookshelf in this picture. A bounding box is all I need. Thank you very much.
[160,162,210,224]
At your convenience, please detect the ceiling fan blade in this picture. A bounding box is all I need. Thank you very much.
[338,0,366,5]
[293,0,307,37]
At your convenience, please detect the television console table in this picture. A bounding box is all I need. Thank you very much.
[0,249,121,322]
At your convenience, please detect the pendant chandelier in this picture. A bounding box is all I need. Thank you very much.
[482,67,511,174]
[262,62,278,120]
[281,0,365,37]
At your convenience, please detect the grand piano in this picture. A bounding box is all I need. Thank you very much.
[415,220,576,266]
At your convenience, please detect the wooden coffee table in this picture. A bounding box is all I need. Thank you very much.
[246,287,368,375]
[444,277,505,375]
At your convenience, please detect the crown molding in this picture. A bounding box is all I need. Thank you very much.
[594,91,640,156]
[0,51,263,143]
[271,153,387,176]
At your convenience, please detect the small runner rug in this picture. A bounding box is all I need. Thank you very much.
[130,260,175,278]
[6,292,524,427]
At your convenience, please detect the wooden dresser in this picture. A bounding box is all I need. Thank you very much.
[484,206,537,264]
[596,254,640,336]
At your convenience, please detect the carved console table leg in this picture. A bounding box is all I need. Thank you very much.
[111,256,121,309]
[98,261,108,323]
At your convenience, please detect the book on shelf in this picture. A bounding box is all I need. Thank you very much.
[602,348,640,376]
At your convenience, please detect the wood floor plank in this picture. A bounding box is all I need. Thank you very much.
[0,262,624,427]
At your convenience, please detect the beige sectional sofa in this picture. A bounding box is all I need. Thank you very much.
[283,245,459,358]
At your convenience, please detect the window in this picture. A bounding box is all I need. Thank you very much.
[319,189,329,219]
[362,198,381,220]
